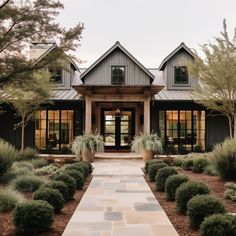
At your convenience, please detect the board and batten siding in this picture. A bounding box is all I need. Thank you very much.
[164,50,197,90]
[84,49,151,85]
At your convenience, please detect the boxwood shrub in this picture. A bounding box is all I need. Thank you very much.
[182,157,194,170]
[199,214,236,236]
[33,187,64,213]
[155,166,178,191]
[148,162,167,182]
[192,156,209,173]
[53,174,76,199]
[187,194,226,228]
[14,176,43,192]
[74,162,90,176]
[44,181,69,201]
[80,161,93,174]
[64,169,84,189]
[13,200,54,234]
[65,165,86,179]
[175,181,210,214]
[145,159,163,173]
[165,174,189,201]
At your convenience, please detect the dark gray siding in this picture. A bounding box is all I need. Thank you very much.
[0,104,35,149]
[206,112,230,148]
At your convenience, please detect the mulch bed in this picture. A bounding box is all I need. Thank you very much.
[146,169,236,236]
[0,176,92,236]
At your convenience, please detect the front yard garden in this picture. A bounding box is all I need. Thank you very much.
[0,139,92,235]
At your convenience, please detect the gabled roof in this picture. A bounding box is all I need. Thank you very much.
[159,42,196,71]
[80,41,155,83]
[33,43,80,72]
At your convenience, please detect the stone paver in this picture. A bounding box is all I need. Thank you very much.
[63,160,179,236]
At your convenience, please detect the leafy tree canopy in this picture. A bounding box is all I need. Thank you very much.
[0,0,83,86]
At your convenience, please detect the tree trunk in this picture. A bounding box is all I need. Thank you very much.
[21,120,25,151]
[228,115,233,139]
[234,115,236,139]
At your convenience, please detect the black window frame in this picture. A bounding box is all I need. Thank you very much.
[174,66,189,85]
[49,67,63,84]
[111,66,125,85]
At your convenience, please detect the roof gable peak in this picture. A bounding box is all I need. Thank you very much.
[80,41,155,83]
[159,42,195,71]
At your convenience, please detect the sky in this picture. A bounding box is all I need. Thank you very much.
[58,0,236,68]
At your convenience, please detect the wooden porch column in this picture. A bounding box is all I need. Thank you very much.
[85,97,92,133]
[143,98,150,134]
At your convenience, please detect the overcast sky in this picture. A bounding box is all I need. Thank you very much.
[58,0,236,68]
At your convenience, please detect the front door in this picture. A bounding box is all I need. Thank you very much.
[101,109,134,150]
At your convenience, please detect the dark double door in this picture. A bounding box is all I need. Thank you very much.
[101,109,134,150]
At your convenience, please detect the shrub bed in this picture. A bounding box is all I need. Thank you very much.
[13,200,54,234]
[14,176,43,192]
[175,181,210,214]
[53,174,76,199]
[75,162,90,176]
[35,164,59,176]
[165,174,189,200]
[17,147,37,161]
[211,138,236,180]
[148,162,167,182]
[199,214,236,236]
[33,187,64,213]
[31,158,49,168]
[187,194,226,228]
[64,169,84,189]
[43,181,69,201]
[182,157,194,170]
[65,165,86,179]
[155,166,178,191]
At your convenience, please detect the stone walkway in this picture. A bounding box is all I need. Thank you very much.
[63,160,179,236]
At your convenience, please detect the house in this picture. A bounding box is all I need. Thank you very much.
[0,41,230,153]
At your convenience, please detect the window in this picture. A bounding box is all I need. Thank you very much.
[174,66,189,84]
[49,68,63,83]
[111,66,125,85]
[35,110,82,150]
[158,110,205,152]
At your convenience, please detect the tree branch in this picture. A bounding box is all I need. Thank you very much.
[0,0,10,9]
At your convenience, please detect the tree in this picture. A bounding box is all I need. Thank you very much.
[189,20,236,138]
[3,71,52,150]
[0,0,83,86]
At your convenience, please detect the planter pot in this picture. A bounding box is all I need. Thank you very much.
[142,150,154,162]
[82,151,95,162]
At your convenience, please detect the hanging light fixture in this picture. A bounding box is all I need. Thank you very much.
[112,102,123,118]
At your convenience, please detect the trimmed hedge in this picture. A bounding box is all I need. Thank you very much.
[33,187,64,213]
[14,176,43,192]
[13,200,54,234]
[199,214,236,236]
[192,157,208,173]
[65,165,86,179]
[155,167,178,191]
[64,169,84,189]
[148,162,167,182]
[53,174,76,199]
[44,181,69,201]
[187,194,226,228]
[165,174,189,201]
[175,181,210,214]
[145,159,163,173]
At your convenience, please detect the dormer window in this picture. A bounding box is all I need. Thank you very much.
[49,68,63,83]
[174,66,189,85]
[111,66,125,85]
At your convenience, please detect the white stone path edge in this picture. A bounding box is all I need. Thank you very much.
[63,160,179,236]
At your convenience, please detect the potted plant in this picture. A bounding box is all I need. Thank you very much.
[131,133,162,162]
[71,133,104,162]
